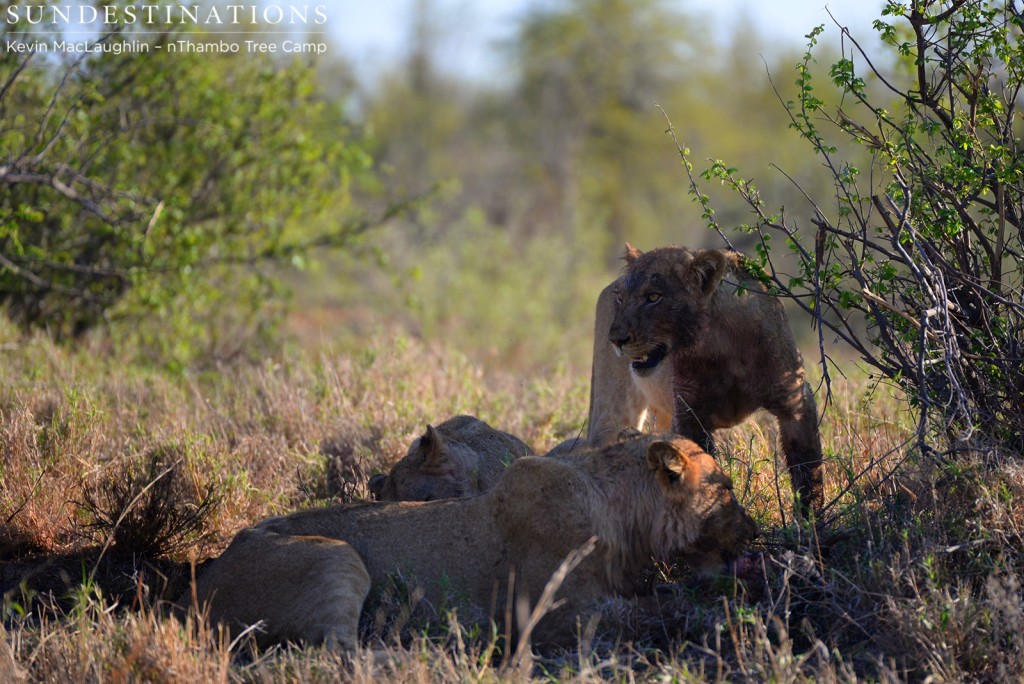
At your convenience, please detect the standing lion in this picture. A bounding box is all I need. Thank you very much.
[590,244,824,516]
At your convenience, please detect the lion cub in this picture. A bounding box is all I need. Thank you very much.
[367,415,533,501]
[592,244,824,516]
[255,434,757,646]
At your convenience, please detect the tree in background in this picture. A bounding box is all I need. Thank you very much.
[686,0,1024,455]
[0,25,377,367]
[511,0,693,259]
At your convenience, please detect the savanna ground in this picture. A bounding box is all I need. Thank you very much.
[1,313,1022,683]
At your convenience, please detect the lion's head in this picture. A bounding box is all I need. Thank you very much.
[645,437,758,575]
[609,244,730,377]
[368,416,532,502]
[368,423,469,501]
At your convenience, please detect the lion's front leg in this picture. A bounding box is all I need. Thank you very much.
[670,394,716,455]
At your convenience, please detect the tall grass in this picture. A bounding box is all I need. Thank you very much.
[1,320,1022,681]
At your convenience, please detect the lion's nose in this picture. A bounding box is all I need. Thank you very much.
[608,318,631,349]
[609,331,631,349]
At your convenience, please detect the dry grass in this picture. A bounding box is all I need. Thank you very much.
[2,323,1023,682]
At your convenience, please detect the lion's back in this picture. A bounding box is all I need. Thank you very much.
[444,415,533,475]
[700,255,802,370]
[260,498,505,609]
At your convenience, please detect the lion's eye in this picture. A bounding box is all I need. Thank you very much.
[646,293,662,304]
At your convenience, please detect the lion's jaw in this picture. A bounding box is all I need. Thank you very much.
[609,306,680,379]
[648,487,755,571]
[615,341,668,377]
[600,437,758,586]
[680,493,759,577]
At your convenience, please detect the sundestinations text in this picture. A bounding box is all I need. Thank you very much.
[5,4,328,26]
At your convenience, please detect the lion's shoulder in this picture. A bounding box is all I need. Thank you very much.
[492,439,651,521]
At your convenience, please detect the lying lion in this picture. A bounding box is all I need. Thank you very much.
[591,244,823,515]
[202,434,755,646]
[367,415,533,501]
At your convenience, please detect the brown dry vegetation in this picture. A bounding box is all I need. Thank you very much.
[1,316,1023,682]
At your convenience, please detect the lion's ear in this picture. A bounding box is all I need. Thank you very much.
[688,250,728,296]
[367,473,388,500]
[623,243,643,263]
[646,440,689,485]
[420,424,447,469]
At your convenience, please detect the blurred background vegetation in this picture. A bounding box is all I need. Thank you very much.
[307,0,853,373]
[0,0,867,374]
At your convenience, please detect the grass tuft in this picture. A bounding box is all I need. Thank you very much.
[79,447,219,559]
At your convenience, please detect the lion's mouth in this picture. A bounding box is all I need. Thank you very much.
[729,551,764,579]
[629,345,666,373]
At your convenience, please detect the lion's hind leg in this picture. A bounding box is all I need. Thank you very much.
[175,527,370,650]
[773,383,824,519]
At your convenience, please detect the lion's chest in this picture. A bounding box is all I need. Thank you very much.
[672,350,762,428]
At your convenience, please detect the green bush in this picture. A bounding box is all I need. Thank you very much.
[0,26,374,367]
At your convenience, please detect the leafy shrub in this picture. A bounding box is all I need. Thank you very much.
[0,26,376,366]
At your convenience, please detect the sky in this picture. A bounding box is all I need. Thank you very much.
[328,0,887,83]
